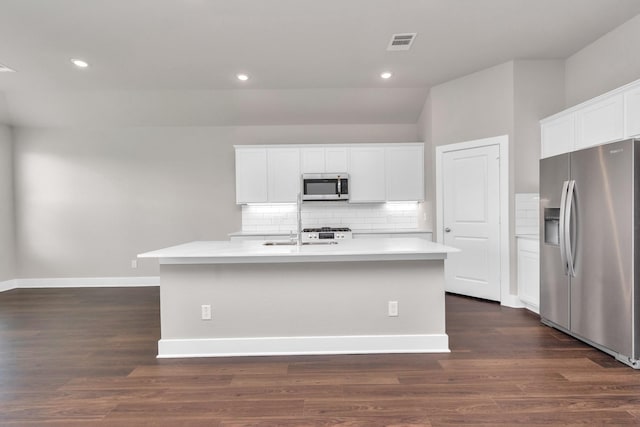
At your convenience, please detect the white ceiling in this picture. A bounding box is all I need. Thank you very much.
[0,0,639,127]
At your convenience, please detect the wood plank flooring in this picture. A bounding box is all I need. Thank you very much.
[1,287,640,425]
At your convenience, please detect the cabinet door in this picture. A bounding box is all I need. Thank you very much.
[386,145,424,201]
[576,93,624,150]
[235,148,268,204]
[518,238,540,313]
[349,146,386,202]
[267,148,300,202]
[625,85,640,138]
[541,114,575,158]
[300,147,325,173]
[325,147,349,173]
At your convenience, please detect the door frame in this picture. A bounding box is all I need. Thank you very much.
[435,135,515,307]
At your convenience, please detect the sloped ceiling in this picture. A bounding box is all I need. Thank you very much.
[0,0,639,127]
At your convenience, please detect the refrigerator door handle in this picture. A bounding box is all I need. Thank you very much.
[559,180,570,275]
[565,179,576,277]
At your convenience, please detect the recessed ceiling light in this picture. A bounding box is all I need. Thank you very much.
[70,59,89,68]
[236,73,249,81]
[380,71,392,79]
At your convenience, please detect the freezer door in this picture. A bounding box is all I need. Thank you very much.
[539,153,570,329]
[570,140,634,357]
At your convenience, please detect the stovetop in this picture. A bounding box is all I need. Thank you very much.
[302,227,352,233]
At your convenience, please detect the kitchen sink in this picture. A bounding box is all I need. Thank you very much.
[263,241,338,246]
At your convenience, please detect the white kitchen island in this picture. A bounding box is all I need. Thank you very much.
[139,238,458,358]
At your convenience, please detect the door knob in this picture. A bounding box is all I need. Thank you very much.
[445,227,451,233]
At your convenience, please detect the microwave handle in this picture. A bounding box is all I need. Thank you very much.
[337,179,342,195]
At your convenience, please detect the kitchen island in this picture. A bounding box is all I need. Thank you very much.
[139,238,458,358]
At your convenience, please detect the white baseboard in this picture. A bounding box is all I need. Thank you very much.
[0,276,159,292]
[501,293,525,308]
[157,334,450,358]
[522,301,540,315]
[0,279,18,292]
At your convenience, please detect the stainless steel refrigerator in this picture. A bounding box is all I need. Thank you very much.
[540,138,640,368]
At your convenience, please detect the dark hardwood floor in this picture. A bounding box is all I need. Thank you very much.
[1,287,640,426]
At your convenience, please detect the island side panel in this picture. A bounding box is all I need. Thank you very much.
[158,259,447,357]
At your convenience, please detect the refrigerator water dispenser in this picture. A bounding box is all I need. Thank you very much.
[544,208,560,245]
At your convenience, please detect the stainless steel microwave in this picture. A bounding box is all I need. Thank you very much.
[301,173,349,201]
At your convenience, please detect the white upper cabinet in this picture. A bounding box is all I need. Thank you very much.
[236,143,424,204]
[300,147,325,173]
[575,93,624,150]
[625,85,640,138]
[235,148,268,204]
[267,148,300,202]
[541,114,575,159]
[348,146,386,202]
[324,147,349,173]
[385,144,424,201]
[300,146,348,173]
[541,78,640,158]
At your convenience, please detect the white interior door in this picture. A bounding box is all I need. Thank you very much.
[442,144,501,301]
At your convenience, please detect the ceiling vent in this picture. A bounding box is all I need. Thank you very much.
[0,63,15,72]
[387,33,417,51]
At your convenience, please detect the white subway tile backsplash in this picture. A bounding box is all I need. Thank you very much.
[515,193,539,236]
[242,202,420,232]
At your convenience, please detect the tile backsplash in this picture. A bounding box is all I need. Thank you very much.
[242,202,420,233]
[515,193,539,236]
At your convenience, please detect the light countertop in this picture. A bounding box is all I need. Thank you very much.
[139,238,458,265]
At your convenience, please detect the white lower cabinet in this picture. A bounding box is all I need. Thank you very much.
[517,237,540,313]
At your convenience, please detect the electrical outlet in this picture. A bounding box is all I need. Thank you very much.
[201,304,212,320]
[131,259,138,269]
[388,301,399,317]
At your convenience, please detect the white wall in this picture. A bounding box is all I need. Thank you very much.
[427,61,515,236]
[0,124,15,282]
[420,60,565,298]
[13,124,417,279]
[416,93,433,229]
[566,14,640,106]
[513,60,565,193]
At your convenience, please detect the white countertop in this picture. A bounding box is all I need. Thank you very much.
[139,238,458,264]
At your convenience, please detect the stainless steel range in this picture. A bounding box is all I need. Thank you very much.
[301,227,352,243]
